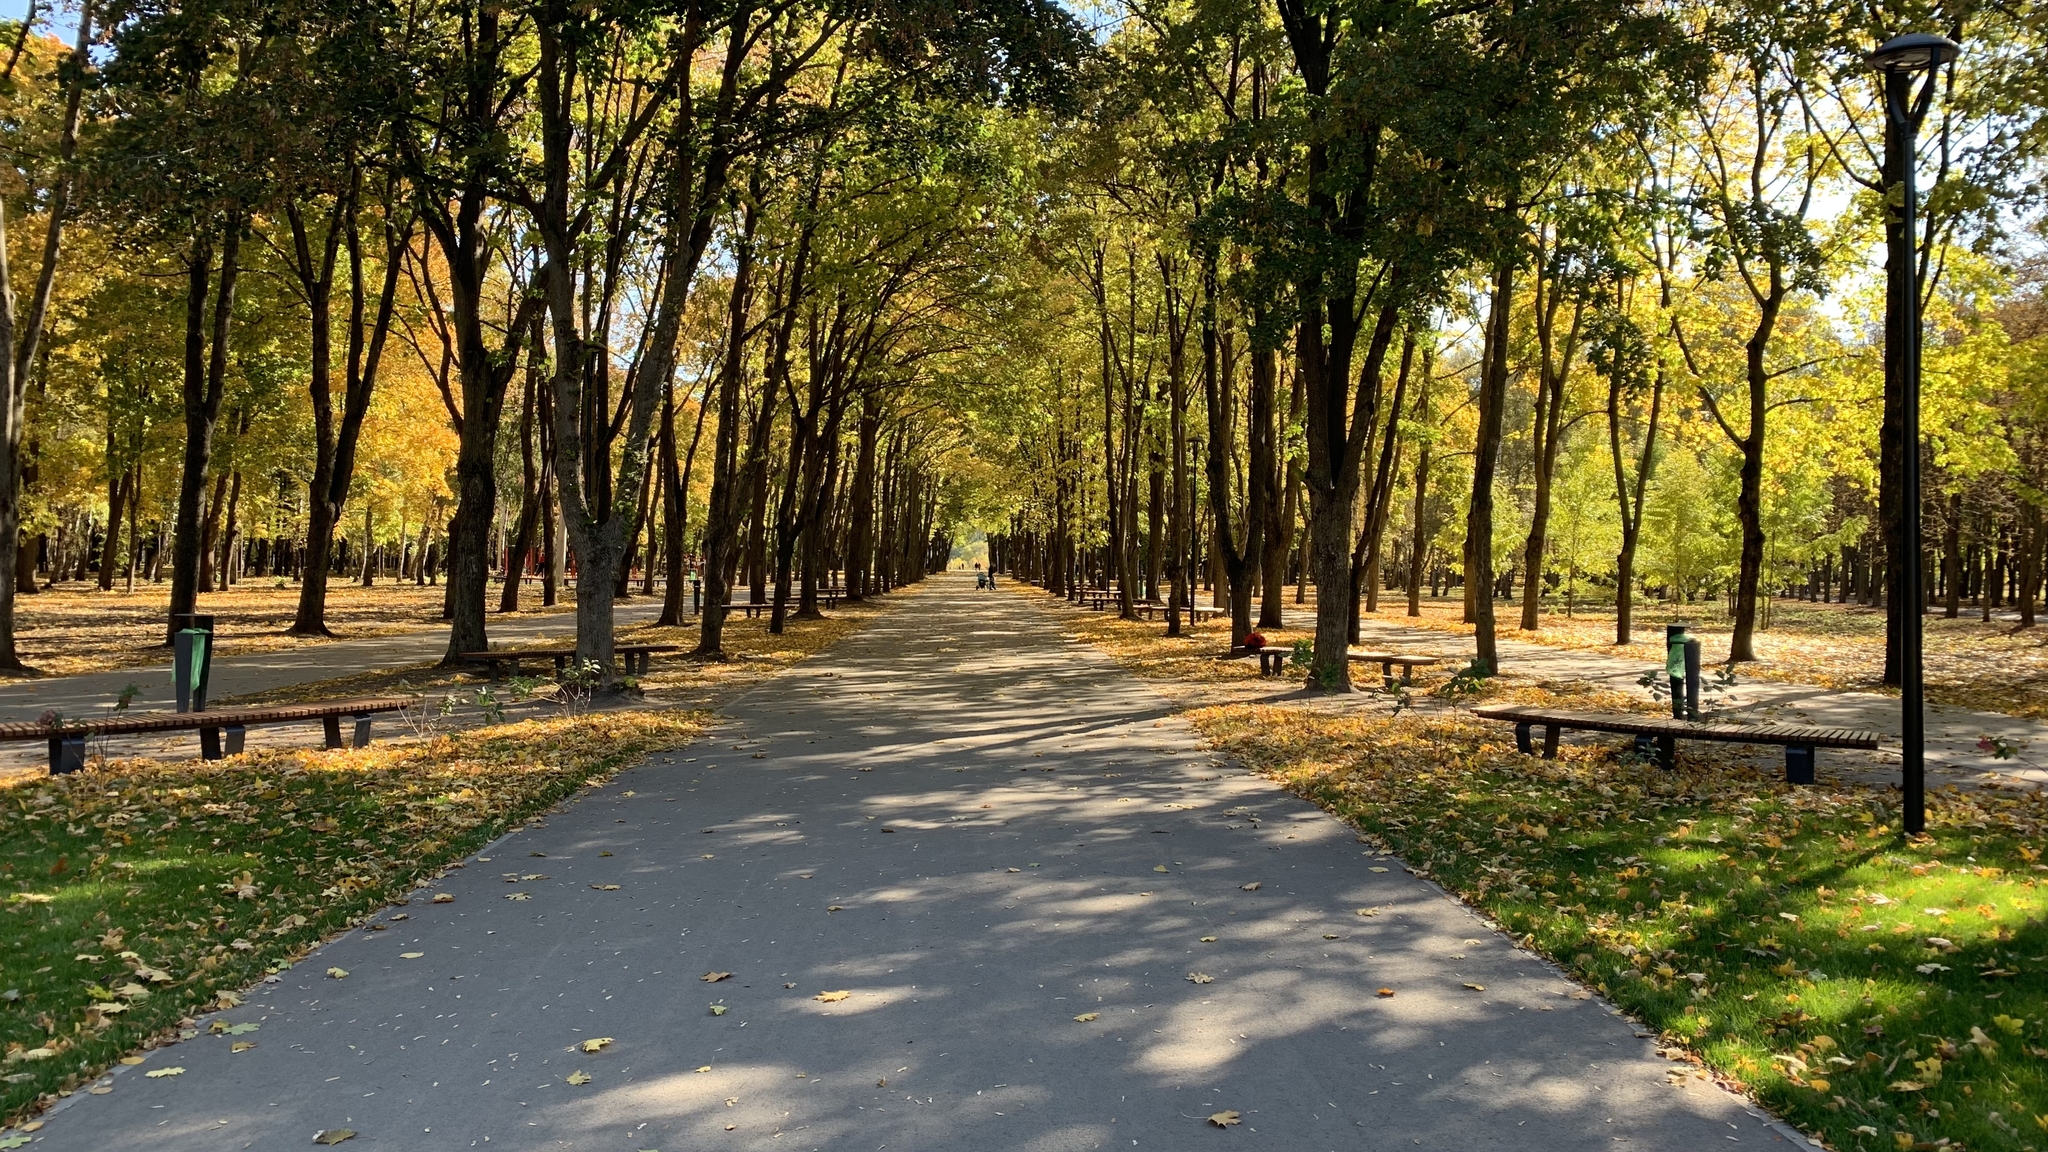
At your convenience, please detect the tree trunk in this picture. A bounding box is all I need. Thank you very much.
[168,224,242,644]
[1465,256,1513,675]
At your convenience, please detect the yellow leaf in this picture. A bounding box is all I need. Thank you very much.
[1200,936,1218,942]
[702,972,733,983]
[144,1067,184,1078]
[816,990,851,1003]
[1154,865,1170,873]
[117,1057,144,1066]
[695,1065,713,1073]
[231,1041,257,1053]
[1463,983,1486,992]
[590,884,621,891]
[312,1129,356,1145]
[1808,1078,1830,1092]
[1074,1012,1099,1022]
[400,952,424,960]
[1208,1110,1242,1128]
[566,1071,592,1085]
[710,1004,728,1016]
[431,894,454,904]
[1187,972,1214,985]
[1377,988,1395,997]
[1239,882,1261,891]
[581,1038,613,1052]
[326,968,349,979]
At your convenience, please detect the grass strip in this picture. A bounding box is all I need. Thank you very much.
[0,707,706,1124]
[1195,703,2048,1152]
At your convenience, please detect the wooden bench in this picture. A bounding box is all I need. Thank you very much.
[1253,647,1289,676]
[1348,651,1442,687]
[5,696,418,775]
[1470,704,1881,784]
[1131,602,1223,623]
[458,643,679,679]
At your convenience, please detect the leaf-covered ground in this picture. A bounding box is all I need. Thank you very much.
[1373,597,2048,722]
[1022,584,2048,1152]
[0,591,892,1128]
[2,581,571,678]
[0,710,706,1125]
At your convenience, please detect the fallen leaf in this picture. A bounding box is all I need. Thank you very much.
[709,1004,728,1016]
[566,1071,592,1085]
[581,1037,613,1052]
[590,884,621,891]
[431,894,454,904]
[1074,1012,1099,1022]
[144,1067,185,1078]
[326,967,349,979]
[1322,934,1340,940]
[1377,988,1395,997]
[1369,866,1389,873]
[221,1023,259,1035]
[815,990,851,1003]
[1200,936,1218,943]
[1463,983,1486,992]
[231,1041,257,1053]
[0,1137,29,1150]
[1208,1110,1242,1128]
[312,1130,356,1145]
[400,952,424,960]
[826,905,844,912]
[1240,882,1261,892]
[520,873,547,881]
[118,1057,144,1066]
[505,892,532,901]
[1154,865,1170,873]
[1356,908,1379,917]
[1187,972,1215,985]
[695,1065,713,1073]
[702,972,733,983]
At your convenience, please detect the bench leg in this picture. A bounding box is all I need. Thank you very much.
[1542,725,1560,760]
[224,725,245,756]
[1514,723,1533,755]
[352,714,373,749]
[553,654,569,675]
[323,715,343,750]
[47,735,84,775]
[1381,663,1396,691]
[1785,744,1815,785]
[201,726,222,761]
[1657,735,1676,770]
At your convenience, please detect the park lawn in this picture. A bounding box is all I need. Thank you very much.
[1196,704,2048,1152]
[6,581,573,679]
[1020,582,2048,1150]
[1369,598,2048,722]
[0,708,706,1128]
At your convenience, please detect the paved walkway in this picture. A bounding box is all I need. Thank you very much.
[32,573,1793,1151]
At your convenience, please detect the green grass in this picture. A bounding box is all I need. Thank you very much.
[1199,702,2048,1152]
[0,709,705,1126]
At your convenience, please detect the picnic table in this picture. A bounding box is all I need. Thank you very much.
[5,696,418,774]
[1470,703,1880,784]
[458,643,680,679]
[1347,650,1442,687]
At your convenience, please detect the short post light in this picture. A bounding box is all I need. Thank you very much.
[1870,31,1961,836]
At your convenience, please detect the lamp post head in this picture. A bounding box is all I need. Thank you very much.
[1869,32,1961,72]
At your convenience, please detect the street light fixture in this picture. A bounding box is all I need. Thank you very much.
[1870,31,1960,836]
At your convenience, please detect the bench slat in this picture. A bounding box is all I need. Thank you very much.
[0,695,417,741]
[1471,705,1879,750]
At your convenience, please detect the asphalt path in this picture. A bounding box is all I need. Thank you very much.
[27,574,1797,1151]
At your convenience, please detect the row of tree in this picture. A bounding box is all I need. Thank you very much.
[0,0,1083,679]
[973,0,2048,690]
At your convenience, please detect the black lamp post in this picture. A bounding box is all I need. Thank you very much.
[1871,31,1960,836]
